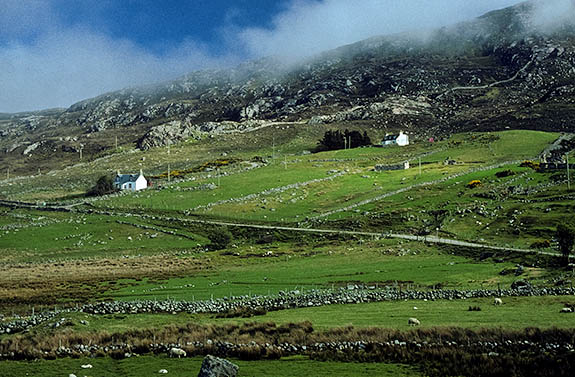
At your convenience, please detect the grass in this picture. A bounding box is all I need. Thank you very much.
[30,295,575,337]
[222,295,575,330]
[0,209,206,263]
[0,356,422,377]
[101,245,522,302]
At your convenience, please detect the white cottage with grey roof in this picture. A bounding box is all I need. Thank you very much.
[382,131,409,147]
[114,170,147,191]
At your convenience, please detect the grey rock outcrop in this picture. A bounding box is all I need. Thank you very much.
[197,355,238,377]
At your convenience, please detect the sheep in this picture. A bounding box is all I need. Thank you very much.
[81,364,93,369]
[158,369,168,374]
[169,347,187,358]
[408,317,421,326]
[493,298,503,306]
[560,307,573,313]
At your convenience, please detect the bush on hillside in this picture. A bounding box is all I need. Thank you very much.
[207,226,233,250]
[467,180,482,189]
[520,160,540,170]
[495,169,515,178]
[87,175,117,197]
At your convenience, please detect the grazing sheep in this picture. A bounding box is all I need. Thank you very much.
[169,347,187,358]
[408,317,421,326]
[158,369,168,374]
[81,364,93,369]
[493,298,503,306]
[560,307,573,313]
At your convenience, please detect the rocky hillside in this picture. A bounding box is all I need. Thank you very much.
[1,1,574,173]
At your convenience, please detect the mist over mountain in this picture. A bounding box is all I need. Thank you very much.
[0,0,574,174]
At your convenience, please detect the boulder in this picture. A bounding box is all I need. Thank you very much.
[197,355,239,377]
[511,279,532,290]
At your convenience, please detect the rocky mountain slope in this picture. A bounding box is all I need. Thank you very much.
[1,1,574,173]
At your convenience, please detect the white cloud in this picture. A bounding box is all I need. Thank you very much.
[0,29,237,112]
[238,0,524,60]
[531,0,575,31]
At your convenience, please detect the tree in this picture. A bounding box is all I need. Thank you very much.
[556,224,575,266]
[87,175,117,197]
[316,129,372,152]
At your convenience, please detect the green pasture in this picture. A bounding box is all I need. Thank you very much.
[101,245,525,302]
[0,356,421,377]
[9,295,575,339]
[0,209,206,262]
[243,295,575,330]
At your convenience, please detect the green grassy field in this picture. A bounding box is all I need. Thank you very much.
[0,208,206,263]
[25,295,574,337]
[0,356,421,377]
[101,248,522,302]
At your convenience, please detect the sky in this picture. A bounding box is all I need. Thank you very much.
[1,0,570,113]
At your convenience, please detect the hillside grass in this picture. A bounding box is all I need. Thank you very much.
[0,208,206,263]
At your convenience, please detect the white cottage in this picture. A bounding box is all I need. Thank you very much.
[114,170,147,191]
[382,131,409,147]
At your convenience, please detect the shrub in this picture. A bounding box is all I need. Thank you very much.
[520,160,540,170]
[468,306,482,311]
[207,226,233,250]
[467,180,482,189]
[495,170,515,178]
[87,175,117,197]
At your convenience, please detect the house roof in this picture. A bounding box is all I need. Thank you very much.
[115,173,144,185]
[384,134,399,141]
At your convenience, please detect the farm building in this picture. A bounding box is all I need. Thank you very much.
[382,131,409,146]
[114,170,147,191]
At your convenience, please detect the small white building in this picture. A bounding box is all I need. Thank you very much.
[114,170,147,191]
[382,131,409,147]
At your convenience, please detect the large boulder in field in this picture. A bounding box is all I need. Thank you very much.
[511,279,532,290]
[197,355,239,377]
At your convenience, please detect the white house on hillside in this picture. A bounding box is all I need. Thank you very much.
[382,131,409,147]
[114,170,147,191]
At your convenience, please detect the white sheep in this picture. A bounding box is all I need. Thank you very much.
[493,298,503,306]
[169,347,187,358]
[81,364,93,369]
[158,369,168,374]
[560,307,573,313]
[408,317,421,326]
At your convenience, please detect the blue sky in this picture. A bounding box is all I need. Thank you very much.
[4,0,565,113]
